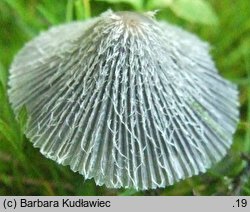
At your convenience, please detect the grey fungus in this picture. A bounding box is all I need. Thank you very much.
[8,10,239,190]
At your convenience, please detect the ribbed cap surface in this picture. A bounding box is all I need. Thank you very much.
[8,10,239,190]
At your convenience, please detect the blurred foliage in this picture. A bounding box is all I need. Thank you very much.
[0,0,250,196]
[149,0,218,25]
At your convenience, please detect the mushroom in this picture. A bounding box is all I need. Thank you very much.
[8,10,239,190]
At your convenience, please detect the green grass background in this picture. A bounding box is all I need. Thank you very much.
[0,0,249,195]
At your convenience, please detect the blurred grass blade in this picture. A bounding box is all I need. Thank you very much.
[66,0,74,22]
[37,5,59,24]
[149,0,218,25]
[232,78,249,85]
[98,0,143,11]
[74,0,92,20]
[0,61,7,89]
[2,0,38,37]
[75,0,85,20]
[83,0,91,18]
[244,50,250,152]
[0,119,17,145]
[147,0,172,9]
[170,0,218,25]
[17,106,28,133]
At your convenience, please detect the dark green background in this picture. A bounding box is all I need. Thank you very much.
[0,0,249,195]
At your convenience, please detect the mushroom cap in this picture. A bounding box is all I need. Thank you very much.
[8,10,239,190]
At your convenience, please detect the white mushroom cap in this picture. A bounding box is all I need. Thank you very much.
[8,10,239,190]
